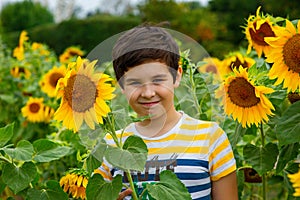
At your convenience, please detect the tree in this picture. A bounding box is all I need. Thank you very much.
[138,0,186,23]
[0,0,54,33]
[208,0,259,45]
[260,0,300,20]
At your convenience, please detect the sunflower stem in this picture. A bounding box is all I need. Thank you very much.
[260,123,267,200]
[0,155,11,164]
[106,113,121,148]
[260,123,265,147]
[188,64,202,118]
[125,169,139,200]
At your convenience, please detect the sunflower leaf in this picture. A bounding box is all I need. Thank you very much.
[0,123,14,148]
[243,143,279,175]
[27,180,68,200]
[78,127,106,149]
[3,140,34,161]
[91,140,107,162]
[2,162,37,194]
[276,143,300,173]
[105,135,148,171]
[33,139,72,162]
[86,154,103,176]
[276,101,300,146]
[86,174,122,200]
[147,170,192,200]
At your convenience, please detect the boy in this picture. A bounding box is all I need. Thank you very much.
[100,25,238,200]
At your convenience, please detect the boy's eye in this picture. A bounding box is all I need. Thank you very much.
[128,81,141,86]
[153,79,165,83]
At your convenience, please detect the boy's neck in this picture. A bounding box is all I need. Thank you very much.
[135,110,182,138]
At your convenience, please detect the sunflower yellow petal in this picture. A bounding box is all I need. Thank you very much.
[84,111,95,130]
[285,19,296,35]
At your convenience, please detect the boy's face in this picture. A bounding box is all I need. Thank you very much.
[121,62,182,119]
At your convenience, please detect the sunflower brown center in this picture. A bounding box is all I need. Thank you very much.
[228,77,260,107]
[288,92,300,104]
[29,103,40,113]
[283,34,300,74]
[249,22,275,46]
[69,50,82,57]
[19,67,25,73]
[229,58,248,71]
[206,64,217,74]
[50,73,64,88]
[64,74,98,113]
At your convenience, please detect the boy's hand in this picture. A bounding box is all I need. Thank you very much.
[117,189,133,200]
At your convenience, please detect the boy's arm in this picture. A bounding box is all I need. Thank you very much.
[211,171,238,200]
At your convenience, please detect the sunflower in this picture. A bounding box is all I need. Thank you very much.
[21,97,45,123]
[244,7,279,57]
[54,57,115,132]
[198,57,221,74]
[219,52,255,79]
[59,46,85,64]
[31,42,50,56]
[60,169,88,200]
[224,66,275,127]
[265,19,300,92]
[40,65,67,97]
[288,167,300,197]
[13,30,29,60]
[10,66,31,79]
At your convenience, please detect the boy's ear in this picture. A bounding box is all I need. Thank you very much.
[174,67,182,88]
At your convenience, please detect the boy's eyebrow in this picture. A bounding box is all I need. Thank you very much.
[153,74,168,78]
[124,78,140,83]
[125,74,168,83]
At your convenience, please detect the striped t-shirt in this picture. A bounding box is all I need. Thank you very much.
[98,112,236,200]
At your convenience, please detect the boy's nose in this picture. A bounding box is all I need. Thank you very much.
[141,84,155,98]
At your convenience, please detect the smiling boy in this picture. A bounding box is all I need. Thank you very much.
[99,25,238,200]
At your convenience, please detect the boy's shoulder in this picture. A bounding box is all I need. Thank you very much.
[181,112,220,128]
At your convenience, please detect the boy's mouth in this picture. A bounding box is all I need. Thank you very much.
[139,101,160,107]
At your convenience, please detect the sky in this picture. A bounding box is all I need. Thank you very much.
[1,0,209,20]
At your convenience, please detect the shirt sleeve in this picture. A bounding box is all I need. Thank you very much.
[94,161,113,181]
[208,122,236,181]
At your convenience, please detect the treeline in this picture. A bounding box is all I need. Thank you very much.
[1,0,300,58]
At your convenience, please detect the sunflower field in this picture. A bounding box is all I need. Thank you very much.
[0,6,300,200]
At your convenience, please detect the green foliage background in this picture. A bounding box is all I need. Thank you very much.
[1,0,300,199]
[2,0,300,58]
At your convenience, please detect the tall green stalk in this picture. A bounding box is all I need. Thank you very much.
[125,169,139,200]
[260,123,267,200]
[188,64,202,118]
[106,113,140,200]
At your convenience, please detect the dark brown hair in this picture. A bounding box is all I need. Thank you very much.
[112,25,180,88]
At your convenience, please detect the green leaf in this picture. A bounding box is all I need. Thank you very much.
[86,174,122,200]
[3,140,34,161]
[27,180,68,200]
[0,94,17,104]
[147,170,192,200]
[243,143,279,175]
[105,135,148,171]
[86,154,102,176]
[78,127,106,149]
[276,101,300,146]
[91,140,107,162]
[86,140,107,175]
[2,162,37,194]
[33,139,72,162]
[276,143,300,173]
[0,123,14,148]
[0,176,6,194]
